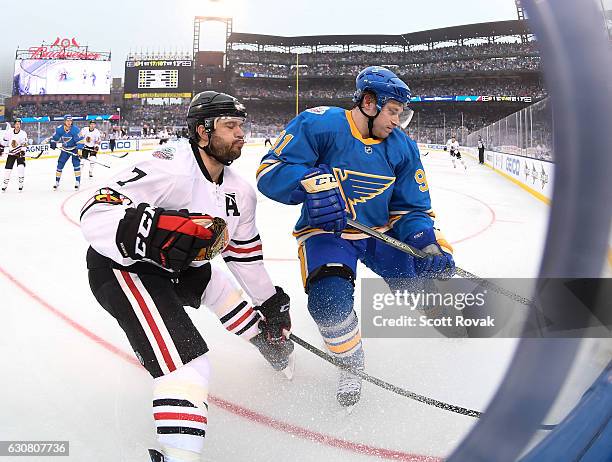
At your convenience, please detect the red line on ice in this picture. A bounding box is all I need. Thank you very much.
[437,186,497,245]
[1,252,441,461]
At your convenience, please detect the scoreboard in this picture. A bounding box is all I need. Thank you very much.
[124,60,193,98]
[137,69,179,89]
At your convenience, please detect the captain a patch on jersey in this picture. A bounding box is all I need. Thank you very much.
[225,192,240,217]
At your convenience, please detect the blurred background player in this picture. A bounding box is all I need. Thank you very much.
[257,66,455,408]
[2,118,28,192]
[80,91,293,462]
[159,127,170,144]
[446,135,466,170]
[79,120,102,178]
[50,115,83,190]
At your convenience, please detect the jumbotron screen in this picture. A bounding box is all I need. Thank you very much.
[13,60,111,95]
[123,60,193,98]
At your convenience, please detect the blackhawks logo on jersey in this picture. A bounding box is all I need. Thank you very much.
[86,136,92,143]
[79,187,134,220]
[332,168,395,219]
[11,140,17,148]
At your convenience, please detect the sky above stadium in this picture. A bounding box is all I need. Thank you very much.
[0,0,518,95]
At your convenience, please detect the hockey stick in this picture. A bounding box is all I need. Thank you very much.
[57,147,111,168]
[347,218,535,307]
[111,151,129,159]
[290,333,481,417]
[25,151,44,159]
[289,333,557,429]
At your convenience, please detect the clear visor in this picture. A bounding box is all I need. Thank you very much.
[213,116,247,129]
[212,116,252,138]
[399,108,414,129]
[382,102,414,129]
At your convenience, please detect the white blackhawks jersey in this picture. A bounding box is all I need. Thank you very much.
[80,139,276,305]
[446,139,460,153]
[3,129,28,156]
[80,127,102,148]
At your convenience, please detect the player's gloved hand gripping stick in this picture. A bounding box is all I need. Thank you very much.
[255,286,291,344]
[290,164,348,234]
[250,287,294,374]
[116,203,228,272]
[405,227,455,278]
[347,218,535,306]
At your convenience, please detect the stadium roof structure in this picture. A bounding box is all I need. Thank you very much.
[228,20,532,50]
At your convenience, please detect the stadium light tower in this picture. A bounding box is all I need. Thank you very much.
[515,0,527,20]
[193,16,233,68]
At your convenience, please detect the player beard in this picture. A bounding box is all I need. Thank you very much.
[209,135,243,163]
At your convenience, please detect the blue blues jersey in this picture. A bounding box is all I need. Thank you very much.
[256,106,435,242]
[51,125,83,152]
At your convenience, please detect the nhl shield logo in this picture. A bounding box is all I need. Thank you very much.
[364,146,373,154]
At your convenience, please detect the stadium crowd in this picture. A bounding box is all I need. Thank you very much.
[122,101,190,128]
[5,39,550,159]
[228,41,538,65]
[231,56,541,79]
[232,78,546,100]
[11,101,115,118]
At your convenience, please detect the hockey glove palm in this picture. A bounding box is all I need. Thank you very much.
[407,228,455,279]
[50,140,57,150]
[116,203,228,272]
[292,165,347,233]
[255,286,291,345]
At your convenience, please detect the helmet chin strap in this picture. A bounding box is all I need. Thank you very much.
[358,103,380,139]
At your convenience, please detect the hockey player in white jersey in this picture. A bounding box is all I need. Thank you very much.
[446,136,466,170]
[2,119,28,192]
[80,91,293,462]
[79,120,102,178]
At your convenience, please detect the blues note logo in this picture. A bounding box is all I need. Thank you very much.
[332,168,395,219]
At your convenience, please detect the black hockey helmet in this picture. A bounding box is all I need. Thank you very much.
[187,91,247,141]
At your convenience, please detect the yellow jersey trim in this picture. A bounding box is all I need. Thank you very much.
[345,110,382,146]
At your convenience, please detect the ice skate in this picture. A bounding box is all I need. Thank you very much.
[337,366,363,411]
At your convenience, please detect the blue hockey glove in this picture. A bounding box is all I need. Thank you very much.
[50,140,57,150]
[293,165,347,233]
[406,228,455,278]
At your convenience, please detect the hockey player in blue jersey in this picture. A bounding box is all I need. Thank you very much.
[257,66,455,407]
[50,115,84,190]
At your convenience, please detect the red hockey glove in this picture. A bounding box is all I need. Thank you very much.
[116,203,228,272]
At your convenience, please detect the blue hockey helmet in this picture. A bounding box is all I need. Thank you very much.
[64,114,73,121]
[353,66,412,110]
[352,66,414,136]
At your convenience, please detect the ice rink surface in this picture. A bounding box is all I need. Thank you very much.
[0,142,608,461]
